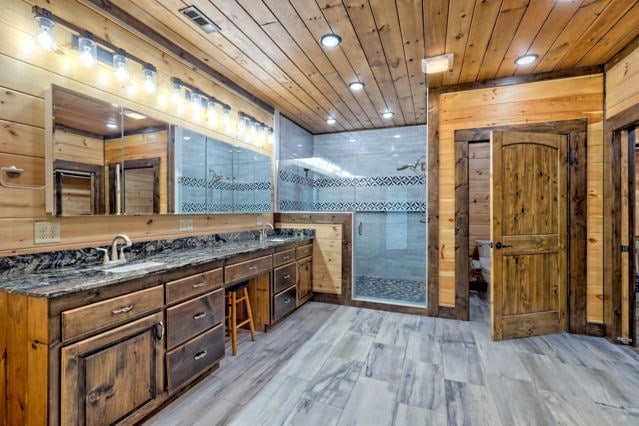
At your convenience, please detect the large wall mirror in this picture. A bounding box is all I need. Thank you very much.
[173,127,272,213]
[46,85,272,216]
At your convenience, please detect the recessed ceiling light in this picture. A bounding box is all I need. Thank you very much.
[320,34,342,48]
[183,136,191,140]
[382,111,394,119]
[349,81,364,91]
[326,117,336,125]
[515,53,538,65]
[106,122,117,129]
[393,134,401,139]
[422,53,454,74]
[349,138,356,142]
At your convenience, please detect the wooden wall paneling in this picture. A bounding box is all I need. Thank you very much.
[395,0,427,123]
[0,292,5,425]
[0,88,44,128]
[442,0,476,86]
[54,131,104,166]
[428,89,440,315]
[341,0,405,127]
[606,42,639,117]
[557,0,638,69]
[424,0,448,88]
[458,0,501,83]
[368,0,416,124]
[511,1,582,77]
[533,0,614,73]
[587,121,604,323]
[474,0,528,82]
[0,120,44,158]
[468,143,490,253]
[569,131,588,334]
[317,0,397,126]
[454,140,469,320]
[620,130,630,343]
[240,2,361,128]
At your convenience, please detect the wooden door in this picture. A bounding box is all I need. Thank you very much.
[60,312,165,425]
[491,131,568,340]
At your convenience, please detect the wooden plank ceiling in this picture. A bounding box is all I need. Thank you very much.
[92,1,639,134]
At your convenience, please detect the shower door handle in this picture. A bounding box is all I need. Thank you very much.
[358,222,363,236]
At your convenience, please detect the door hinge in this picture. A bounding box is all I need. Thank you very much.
[616,336,633,344]
[621,245,630,253]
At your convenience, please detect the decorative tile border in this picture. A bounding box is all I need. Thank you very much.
[180,202,270,213]
[311,201,426,212]
[178,176,271,191]
[278,170,424,188]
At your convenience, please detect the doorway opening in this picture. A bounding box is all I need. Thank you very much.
[454,120,588,340]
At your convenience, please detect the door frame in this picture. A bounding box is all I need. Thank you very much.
[605,103,639,345]
[454,120,588,332]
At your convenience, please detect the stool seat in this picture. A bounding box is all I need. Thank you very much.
[225,281,255,355]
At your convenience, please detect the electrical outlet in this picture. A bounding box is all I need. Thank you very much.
[179,219,193,231]
[34,222,61,244]
[256,216,263,225]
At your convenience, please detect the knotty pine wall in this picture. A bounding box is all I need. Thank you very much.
[468,142,490,256]
[0,0,273,256]
[437,74,605,323]
[606,44,639,119]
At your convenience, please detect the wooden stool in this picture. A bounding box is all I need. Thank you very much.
[225,281,256,355]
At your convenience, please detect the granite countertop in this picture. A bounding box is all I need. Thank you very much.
[0,234,311,299]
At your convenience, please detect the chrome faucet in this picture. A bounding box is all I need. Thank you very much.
[260,223,274,244]
[96,234,132,266]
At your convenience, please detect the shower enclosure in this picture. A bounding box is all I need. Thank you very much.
[279,120,427,307]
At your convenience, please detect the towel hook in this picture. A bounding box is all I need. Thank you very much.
[0,166,46,190]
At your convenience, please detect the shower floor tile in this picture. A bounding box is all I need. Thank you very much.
[354,275,425,304]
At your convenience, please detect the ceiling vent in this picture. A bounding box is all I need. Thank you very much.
[180,6,220,34]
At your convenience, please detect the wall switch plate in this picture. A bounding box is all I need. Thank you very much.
[179,219,193,231]
[256,216,263,225]
[34,222,61,244]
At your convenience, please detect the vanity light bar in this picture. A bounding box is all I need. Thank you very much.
[238,112,273,134]
[178,78,231,111]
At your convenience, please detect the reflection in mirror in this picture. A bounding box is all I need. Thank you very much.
[174,127,272,213]
[50,85,168,215]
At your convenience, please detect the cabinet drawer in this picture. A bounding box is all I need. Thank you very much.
[62,285,164,342]
[166,288,224,349]
[225,255,272,283]
[272,286,297,323]
[296,244,313,259]
[166,268,223,305]
[166,323,225,392]
[273,249,295,267]
[273,263,296,294]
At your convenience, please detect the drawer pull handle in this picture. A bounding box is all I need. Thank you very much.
[194,350,208,360]
[192,281,206,288]
[283,256,290,259]
[283,274,291,279]
[248,265,257,270]
[155,322,165,340]
[193,312,207,320]
[284,298,291,304]
[112,305,134,314]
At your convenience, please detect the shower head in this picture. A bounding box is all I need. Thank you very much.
[396,155,425,172]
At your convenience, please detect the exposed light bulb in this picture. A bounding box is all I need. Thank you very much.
[112,49,129,82]
[171,78,182,104]
[268,128,274,145]
[223,107,232,133]
[35,14,56,51]
[142,64,156,93]
[78,33,97,68]
[190,90,202,121]
[207,100,217,127]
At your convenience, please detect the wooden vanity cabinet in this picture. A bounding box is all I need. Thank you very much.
[60,311,165,425]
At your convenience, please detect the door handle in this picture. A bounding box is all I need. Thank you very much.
[494,242,513,249]
[358,222,363,236]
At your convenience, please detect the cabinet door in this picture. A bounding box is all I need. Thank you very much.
[297,257,312,305]
[61,312,164,425]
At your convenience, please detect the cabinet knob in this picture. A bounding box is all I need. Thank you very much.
[193,312,207,320]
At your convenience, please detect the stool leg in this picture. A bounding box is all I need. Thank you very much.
[243,287,256,341]
[231,291,238,356]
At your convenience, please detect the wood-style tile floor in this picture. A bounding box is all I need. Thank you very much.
[146,297,639,425]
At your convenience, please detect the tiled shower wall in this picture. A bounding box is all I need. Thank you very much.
[278,117,427,283]
[175,127,271,213]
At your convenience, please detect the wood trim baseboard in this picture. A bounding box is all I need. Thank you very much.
[586,322,606,337]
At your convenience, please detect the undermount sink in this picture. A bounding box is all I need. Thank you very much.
[266,237,292,242]
[103,261,165,273]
